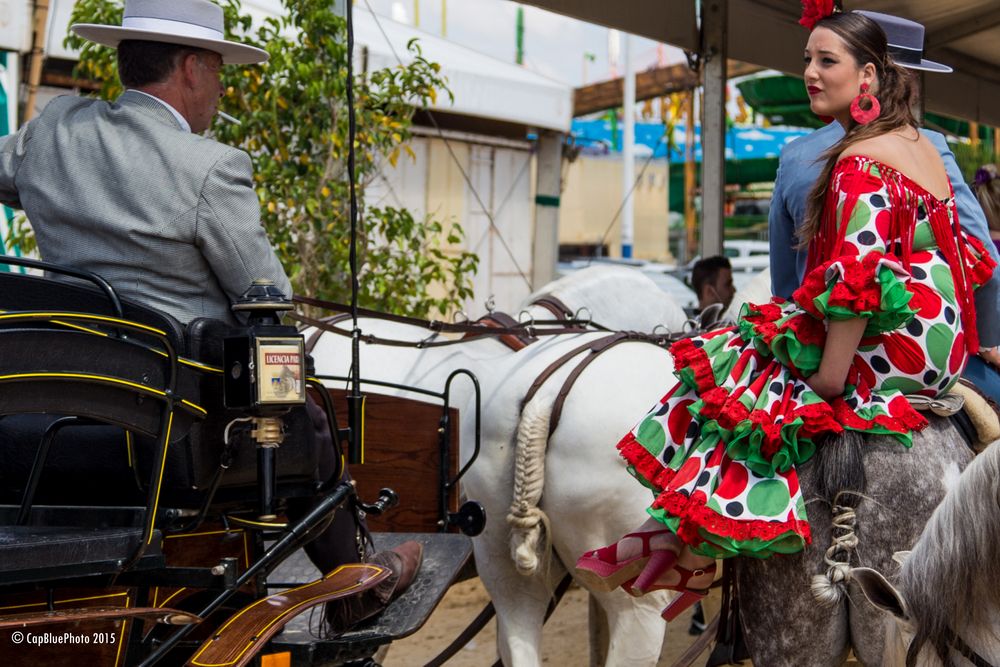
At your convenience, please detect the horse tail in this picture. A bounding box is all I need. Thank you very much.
[898,440,1000,661]
[507,394,554,577]
[810,430,867,607]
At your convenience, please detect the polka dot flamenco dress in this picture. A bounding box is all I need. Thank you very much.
[618,156,996,560]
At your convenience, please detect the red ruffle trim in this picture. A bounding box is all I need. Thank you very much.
[741,303,783,345]
[831,395,928,434]
[794,251,901,317]
[711,394,841,458]
[617,433,671,491]
[793,264,830,319]
[653,488,812,547]
[965,235,998,288]
[671,338,717,393]
[826,253,897,312]
[785,313,826,346]
[791,401,843,438]
[618,434,812,545]
[743,302,826,348]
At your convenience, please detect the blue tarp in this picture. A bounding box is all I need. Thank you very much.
[571,118,811,163]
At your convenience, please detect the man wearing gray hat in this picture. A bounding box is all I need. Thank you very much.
[0,0,286,325]
[0,0,420,633]
[769,10,1000,400]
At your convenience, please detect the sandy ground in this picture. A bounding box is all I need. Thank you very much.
[381,577,718,666]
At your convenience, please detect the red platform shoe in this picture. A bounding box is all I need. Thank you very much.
[621,562,716,621]
[574,529,677,593]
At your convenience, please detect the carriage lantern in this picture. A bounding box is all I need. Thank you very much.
[224,279,306,520]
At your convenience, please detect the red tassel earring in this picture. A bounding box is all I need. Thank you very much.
[850,83,881,124]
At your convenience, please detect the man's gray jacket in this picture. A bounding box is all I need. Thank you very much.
[768,121,1000,347]
[0,90,290,325]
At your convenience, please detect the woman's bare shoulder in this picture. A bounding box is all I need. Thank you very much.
[837,131,923,164]
[838,129,949,197]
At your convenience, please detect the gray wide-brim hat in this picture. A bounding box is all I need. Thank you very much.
[855,10,952,73]
[72,0,268,65]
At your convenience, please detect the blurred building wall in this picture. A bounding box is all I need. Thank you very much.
[559,155,672,262]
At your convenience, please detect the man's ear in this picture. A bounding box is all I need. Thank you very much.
[179,52,201,87]
[851,567,911,621]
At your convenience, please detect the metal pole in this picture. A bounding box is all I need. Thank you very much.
[515,6,524,65]
[23,0,50,123]
[699,0,727,259]
[346,0,363,465]
[684,92,697,261]
[531,131,563,287]
[621,34,635,259]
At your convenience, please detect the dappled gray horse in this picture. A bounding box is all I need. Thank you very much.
[737,417,982,665]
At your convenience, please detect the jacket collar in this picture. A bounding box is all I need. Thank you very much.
[117,89,188,131]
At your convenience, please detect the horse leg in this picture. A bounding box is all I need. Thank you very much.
[470,535,567,667]
[594,589,671,666]
[846,419,972,666]
[462,414,559,667]
[540,349,676,666]
[738,464,851,666]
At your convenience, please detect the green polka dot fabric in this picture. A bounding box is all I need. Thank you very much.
[616,156,996,559]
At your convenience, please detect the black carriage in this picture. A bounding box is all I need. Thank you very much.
[0,255,484,666]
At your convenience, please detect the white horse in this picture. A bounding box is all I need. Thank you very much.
[307,265,687,666]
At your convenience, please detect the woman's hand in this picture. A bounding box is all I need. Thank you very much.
[806,372,846,401]
[980,346,1000,370]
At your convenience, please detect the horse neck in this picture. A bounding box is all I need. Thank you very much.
[898,443,1000,664]
[533,283,686,332]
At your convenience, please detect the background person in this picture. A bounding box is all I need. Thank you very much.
[691,255,736,311]
[974,164,1000,255]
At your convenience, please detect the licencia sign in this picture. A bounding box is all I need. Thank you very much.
[255,338,306,404]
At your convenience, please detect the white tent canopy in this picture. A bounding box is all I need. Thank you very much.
[517,0,1000,126]
[1,0,571,133]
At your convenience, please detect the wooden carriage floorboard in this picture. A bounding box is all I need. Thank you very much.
[185,563,390,667]
[268,532,474,665]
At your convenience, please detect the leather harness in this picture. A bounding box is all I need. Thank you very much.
[461,312,539,351]
[520,331,671,437]
[530,294,574,320]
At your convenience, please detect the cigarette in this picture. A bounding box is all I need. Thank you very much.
[218,110,242,125]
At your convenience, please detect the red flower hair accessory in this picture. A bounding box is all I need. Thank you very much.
[799,0,835,30]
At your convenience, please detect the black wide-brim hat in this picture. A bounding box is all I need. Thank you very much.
[855,10,952,73]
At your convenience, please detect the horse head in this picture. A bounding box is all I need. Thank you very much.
[851,442,1000,666]
[522,265,688,333]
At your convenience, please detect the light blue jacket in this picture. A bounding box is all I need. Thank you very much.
[769,121,1000,347]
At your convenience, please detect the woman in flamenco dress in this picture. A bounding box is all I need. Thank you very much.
[575,5,997,622]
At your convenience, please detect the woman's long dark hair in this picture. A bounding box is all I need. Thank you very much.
[797,12,919,249]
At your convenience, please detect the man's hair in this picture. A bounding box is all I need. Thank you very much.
[691,255,732,297]
[117,40,208,87]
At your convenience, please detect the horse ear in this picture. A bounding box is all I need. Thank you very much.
[891,550,911,566]
[851,567,910,620]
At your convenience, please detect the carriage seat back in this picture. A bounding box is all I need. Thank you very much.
[0,269,318,509]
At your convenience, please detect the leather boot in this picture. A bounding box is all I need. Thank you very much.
[325,540,424,634]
